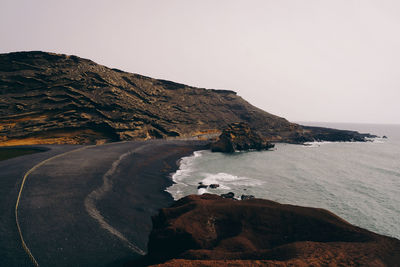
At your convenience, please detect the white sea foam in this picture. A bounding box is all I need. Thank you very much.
[304,136,388,147]
[197,188,209,195]
[370,137,387,144]
[166,150,207,200]
[202,172,263,187]
[167,150,263,199]
[171,150,203,182]
[168,123,400,240]
[303,141,333,147]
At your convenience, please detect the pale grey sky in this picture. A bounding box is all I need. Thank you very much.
[1,0,399,124]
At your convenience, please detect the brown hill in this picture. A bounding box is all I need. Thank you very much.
[137,194,400,267]
[0,51,373,145]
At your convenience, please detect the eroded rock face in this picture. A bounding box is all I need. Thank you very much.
[211,122,275,153]
[0,51,300,145]
[139,194,400,267]
[0,51,375,145]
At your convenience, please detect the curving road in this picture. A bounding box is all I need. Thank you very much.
[0,140,208,267]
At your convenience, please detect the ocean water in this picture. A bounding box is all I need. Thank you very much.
[166,122,400,239]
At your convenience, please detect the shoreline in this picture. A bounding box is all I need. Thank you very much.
[165,138,400,241]
[2,137,399,266]
[0,140,210,267]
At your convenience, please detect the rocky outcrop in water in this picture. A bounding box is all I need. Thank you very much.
[135,194,400,267]
[300,126,376,142]
[211,122,275,153]
[0,51,375,145]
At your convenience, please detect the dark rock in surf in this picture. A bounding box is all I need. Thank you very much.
[211,122,275,153]
[209,184,219,189]
[241,194,255,200]
[300,126,377,143]
[221,192,235,199]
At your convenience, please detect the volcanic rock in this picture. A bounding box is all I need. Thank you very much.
[197,184,207,189]
[211,122,275,153]
[220,192,235,199]
[240,194,255,200]
[0,51,376,146]
[0,51,301,145]
[299,126,376,142]
[139,194,400,267]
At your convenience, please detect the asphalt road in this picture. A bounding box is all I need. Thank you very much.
[0,140,207,267]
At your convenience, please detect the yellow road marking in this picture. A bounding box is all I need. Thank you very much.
[15,146,89,267]
[14,140,136,266]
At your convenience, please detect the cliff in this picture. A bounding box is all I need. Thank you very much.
[137,194,400,267]
[210,122,274,153]
[0,51,373,145]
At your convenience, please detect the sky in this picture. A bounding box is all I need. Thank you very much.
[1,0,399,124]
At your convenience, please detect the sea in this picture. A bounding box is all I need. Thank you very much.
[166,122,400,240]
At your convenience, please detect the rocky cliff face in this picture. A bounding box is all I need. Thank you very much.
[0,51,301,145]
[137,194,400,267]
[0,51,373,145]
[210,122,274,153]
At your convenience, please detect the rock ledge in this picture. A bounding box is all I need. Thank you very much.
[211,122,274,153]
[134,194,400,267]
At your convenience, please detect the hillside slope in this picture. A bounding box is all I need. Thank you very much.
[0,51,371,145]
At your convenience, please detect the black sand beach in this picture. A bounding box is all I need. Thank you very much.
[0,140,208,267]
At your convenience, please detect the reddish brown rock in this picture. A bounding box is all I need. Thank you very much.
[136,194,400,267]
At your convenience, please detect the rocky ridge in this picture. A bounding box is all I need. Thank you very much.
[135,194,400,267]
[0,51,374,145]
